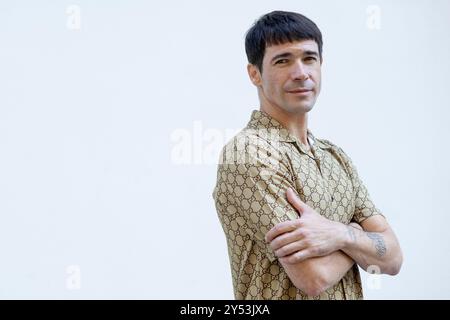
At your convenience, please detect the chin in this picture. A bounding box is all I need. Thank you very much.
[285,104,314,114]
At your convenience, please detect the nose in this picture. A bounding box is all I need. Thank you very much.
[290,60,309,81]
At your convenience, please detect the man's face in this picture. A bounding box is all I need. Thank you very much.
[249,40,322,114]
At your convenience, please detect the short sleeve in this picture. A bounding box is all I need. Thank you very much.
[336,147,385,224]
[214,138,300,263]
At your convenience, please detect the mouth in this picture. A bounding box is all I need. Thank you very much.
[286,89,313,96]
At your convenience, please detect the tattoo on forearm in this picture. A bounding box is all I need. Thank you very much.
[366,233,386,257]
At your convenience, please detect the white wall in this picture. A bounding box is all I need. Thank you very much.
[0,0,449,299]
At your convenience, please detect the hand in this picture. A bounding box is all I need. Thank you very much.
[348,221,363,231]
[265,188,348,264]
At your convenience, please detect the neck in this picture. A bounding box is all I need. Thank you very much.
[260,103,309,147]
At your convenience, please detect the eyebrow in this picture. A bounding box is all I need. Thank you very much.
[270,50,319,63]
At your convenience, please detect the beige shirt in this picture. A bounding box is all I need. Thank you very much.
[213,110,383,300]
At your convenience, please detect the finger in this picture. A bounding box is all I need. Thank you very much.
[265,219,300,243]
[286,188,309,214]
[269,228,304,251]
[274,240,308,258]
[280,249,314,264]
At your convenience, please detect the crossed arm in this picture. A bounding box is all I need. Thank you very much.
[265,188,403,297]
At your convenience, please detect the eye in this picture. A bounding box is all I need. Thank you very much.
[275,59,289,65]
[305,56,318,63]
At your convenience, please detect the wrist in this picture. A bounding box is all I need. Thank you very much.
[343,222,363,250]
[334,222,351,250]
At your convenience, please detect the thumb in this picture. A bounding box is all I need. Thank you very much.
[286,188,309,214]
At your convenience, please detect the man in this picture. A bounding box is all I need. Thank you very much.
[213,11,402,300]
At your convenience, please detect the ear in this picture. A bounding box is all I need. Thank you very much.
[247,63,262,86]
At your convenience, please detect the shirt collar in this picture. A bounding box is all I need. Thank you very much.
[245,110,331,152]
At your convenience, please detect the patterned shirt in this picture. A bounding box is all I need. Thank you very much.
[213,110,383,300]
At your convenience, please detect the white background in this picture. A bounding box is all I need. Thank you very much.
[1,0,449,299]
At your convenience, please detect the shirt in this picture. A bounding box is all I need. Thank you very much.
[212,110,383,300]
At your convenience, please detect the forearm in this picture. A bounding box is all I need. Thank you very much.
[314,249,355,291]
[341,224,402,275]
[281,249,354,296]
